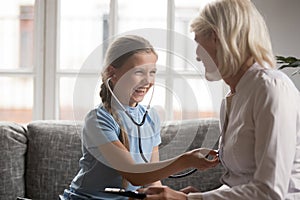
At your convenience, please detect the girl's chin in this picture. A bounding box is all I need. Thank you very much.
[131,96,145,105]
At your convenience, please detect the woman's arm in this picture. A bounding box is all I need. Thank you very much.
[99,141,219,186]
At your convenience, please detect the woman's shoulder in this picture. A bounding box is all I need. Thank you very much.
[249,63,296,91]
[249,65,299,104]
[260,68,296,92]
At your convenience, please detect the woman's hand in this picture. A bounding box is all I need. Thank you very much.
[179,186,199,194]
[140,186,187,200]
[137,185,199,200]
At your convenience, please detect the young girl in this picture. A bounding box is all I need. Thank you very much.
[63,35,218,200]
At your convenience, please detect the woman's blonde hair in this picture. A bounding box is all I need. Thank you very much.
[190,0,276,78]
[99,35,157,187]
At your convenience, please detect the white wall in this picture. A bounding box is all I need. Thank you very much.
[252,0,300,89]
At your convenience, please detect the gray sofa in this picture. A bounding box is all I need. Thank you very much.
[0,119,224,200]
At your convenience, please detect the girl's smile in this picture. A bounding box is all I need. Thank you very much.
[110,52,158,107]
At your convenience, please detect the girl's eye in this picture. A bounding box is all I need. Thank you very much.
[150,70,156,76]
[135,70,144,75]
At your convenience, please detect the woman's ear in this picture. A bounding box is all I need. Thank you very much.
[211,31,218,45]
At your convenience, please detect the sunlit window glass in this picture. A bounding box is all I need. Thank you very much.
[118,0,167,32]
[59,0,109,120]
[174,0,210,72]
[59,77,75,120]
[117,0,167,71]
[59,0,109,71]
[0,77,33,123]
[0,0,34,124]
[59,76,100,120]
[0,0,34,70]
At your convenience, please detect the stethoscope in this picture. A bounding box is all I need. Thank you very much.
[106,77,197,178]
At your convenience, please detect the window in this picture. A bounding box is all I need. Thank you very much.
[0,0,225,124]
[0,0,34,124]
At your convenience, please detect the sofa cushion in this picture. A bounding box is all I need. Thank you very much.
[0,122,27,200]
[25,120,82,200]
[159,119,223,192]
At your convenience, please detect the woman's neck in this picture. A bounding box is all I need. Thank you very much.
[224,57,254,94]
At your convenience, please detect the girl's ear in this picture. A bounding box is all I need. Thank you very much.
[107,65,116,79]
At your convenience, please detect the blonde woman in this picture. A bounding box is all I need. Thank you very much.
[62,35,218,200]
[142,0,300,199]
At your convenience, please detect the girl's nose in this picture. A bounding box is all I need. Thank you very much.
[143,74,154,85]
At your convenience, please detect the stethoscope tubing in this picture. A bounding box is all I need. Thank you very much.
[105,77,197,178]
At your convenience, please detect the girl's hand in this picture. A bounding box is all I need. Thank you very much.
[186,148,219,170]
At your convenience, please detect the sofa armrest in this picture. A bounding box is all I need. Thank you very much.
[0,122,27,200]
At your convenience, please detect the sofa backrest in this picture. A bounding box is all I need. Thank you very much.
[25,120,83,200]
[159,119,223,191]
